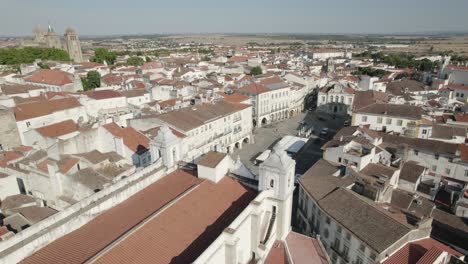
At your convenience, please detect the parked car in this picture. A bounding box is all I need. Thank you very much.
[320,127,329,136]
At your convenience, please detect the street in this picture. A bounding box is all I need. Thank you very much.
[233,110,346,176]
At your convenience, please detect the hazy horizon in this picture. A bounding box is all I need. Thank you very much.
[1,0,468,37]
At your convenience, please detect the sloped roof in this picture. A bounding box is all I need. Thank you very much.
[356,103,423,120]
[103,123,149,153]
[13,98,82,121]
[21,170,203,264]
[25,69,73,86]
[35,120,78,138]
[156,101,250,132]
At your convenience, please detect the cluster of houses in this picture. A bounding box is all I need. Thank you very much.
[0,45,467,264]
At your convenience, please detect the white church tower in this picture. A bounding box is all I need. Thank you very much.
[150,125,182,168]
[258,146,295,240]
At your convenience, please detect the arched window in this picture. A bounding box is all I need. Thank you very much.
[270,179,274,188]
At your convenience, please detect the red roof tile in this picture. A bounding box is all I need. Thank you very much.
[92,176,256,264]
[382,238,463,264]
[25,69,73,86]
[84,90,123,100]
[285,232,329,264]
[101,74,124,86]
[236,83,270,95]
[265,241,288,264]
[35,120,78,138]
[0,151,23,167]
[217,92,251,103]
[21,170,203,264]
[103,123,150,153]
[13,98,82,121]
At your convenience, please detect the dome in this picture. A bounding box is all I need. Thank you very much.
[34,25,45,34]
[65,27,76,35]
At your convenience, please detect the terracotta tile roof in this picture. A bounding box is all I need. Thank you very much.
[197,151,227,168]
[0,84,45,95]
[84,90,123,100]
[35,120,78,138]
[92,176,256,264]
[58,156,80,174]
[216,92,250,103]
[101,74,124,86]
[352,90,388,111]
[400,161,425,183]
[21,170,203,264]
[142,126,186,139]
[265,241,288,264]
[459,144,468,163]
[381,238,463,264]
[141,61,163,70]
[236,83,270,95]
[13,98,82,121]
[285,232,329,264]
[156,101,250,132]
[103,123,149,153]
[0,151,24,167]
[36,160,49,173]
[25,69,73,86]
[119,89,147,98]
[356,103,423,120]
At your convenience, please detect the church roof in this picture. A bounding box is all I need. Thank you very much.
[22,170,256,264]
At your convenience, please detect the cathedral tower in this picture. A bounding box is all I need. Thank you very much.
[45,23,62,49]
[33,25,45,43]
[64,27,83,63]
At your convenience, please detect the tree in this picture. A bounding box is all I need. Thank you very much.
[0,47,70,65]
[418,59,435,72]
[127,57,144,66]
[90,48,117,65]
[145,56,151,63]
[37,62,50,69]
[81,70,101,91]
[250,66,262,76]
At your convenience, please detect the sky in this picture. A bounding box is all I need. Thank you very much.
[1,0,468,36]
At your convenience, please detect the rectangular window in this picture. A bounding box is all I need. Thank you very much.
[386,118,392,125]
[422,129,427,135]
[26,121,31,127]
[361,116,367,122]
[377,117,383,124]
[448,157,453,162]
[445,168,451,175]
[345,232,351,240]
[359,243,366,252]
[326,217,331,224]
[465,170,468,177]
[435,154,439,160]
[432,165,437,172]
[414,150,419,155]
[397,120,403,126]
[356,257,363,264]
